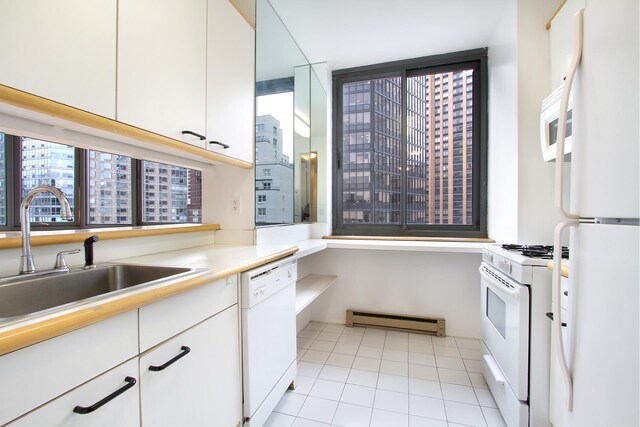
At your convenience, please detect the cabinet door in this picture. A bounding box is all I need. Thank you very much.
[206,0,255,162]
[139,304,241,427]
[0,310,138,426]
[0,0,116,118]
[9,359,140,427]
[118,0,207,147]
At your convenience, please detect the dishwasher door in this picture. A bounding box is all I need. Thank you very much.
[242,258,297,425]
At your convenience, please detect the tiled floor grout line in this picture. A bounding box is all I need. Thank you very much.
[279,323,502,427]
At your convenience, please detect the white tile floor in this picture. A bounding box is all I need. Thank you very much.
[265,323,507,427]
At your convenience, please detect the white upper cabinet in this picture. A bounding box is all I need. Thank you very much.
[206,0,255,163]
[118,0,207,147]
[0,0,116,118]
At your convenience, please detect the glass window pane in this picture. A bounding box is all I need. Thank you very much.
[0,133,5,225]
[406,68,474,225]
[88,150,132,225]
[142,161,201,223]
[21,137,75,223]
[341,77,402,225]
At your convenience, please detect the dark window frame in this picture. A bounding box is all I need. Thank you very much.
[0,134,202,231]
[332,48,488,238]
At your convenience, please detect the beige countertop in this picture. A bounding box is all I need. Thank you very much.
[547,261,569,278]
[0,243,298,356]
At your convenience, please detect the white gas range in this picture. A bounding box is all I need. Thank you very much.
[480,244,568,427]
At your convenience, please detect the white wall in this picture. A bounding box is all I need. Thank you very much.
[487,0,565,243]
[516,0,565,243]
[300,249,483,338]
[487,0,518,242]
[0,230,216,278]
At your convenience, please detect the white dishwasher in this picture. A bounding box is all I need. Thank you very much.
[241,257,297,427]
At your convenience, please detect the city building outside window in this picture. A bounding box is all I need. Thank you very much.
[0,133,202,230]
[0,133,5,225]
[332,49,487,238]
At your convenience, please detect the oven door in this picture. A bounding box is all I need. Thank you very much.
[480,263,530,400]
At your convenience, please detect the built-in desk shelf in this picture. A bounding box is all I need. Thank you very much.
[296,274,337,315]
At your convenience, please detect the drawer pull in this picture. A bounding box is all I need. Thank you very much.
[181,130,206,140]
[209,140,230,149]
[73,376,136,414]
[149,346,191,372]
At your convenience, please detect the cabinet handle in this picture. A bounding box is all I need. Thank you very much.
[149,346,191,372]
[73,376,136,415]
[546,312,567,327]
[209,140,230,149]
[181,130,206,140]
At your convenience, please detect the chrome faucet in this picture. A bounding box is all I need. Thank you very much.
[19,185,73,274]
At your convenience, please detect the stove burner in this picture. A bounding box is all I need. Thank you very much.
[501,244,569,259]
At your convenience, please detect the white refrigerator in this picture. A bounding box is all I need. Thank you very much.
[549,0,639,426]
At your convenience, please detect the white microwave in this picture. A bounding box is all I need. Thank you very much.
[540,85,573,162]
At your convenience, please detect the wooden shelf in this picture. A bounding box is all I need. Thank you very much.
[296,274,337,315]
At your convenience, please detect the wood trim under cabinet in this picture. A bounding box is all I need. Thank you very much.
[546,0,569,30]
[323,235,495,243]
[0,247,298,356]
[0,224,221,250]
[227,0,255,29]
[0,84,253,169]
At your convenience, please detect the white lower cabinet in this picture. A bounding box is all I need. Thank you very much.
[139,304,241,427]
[0,274,243,427]
[0,311,138,426]
[9,358,140,427]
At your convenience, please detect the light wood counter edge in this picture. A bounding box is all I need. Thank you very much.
[0,84,253,170]
[547,261,569,278]
[324,235,495,243]
[0,224,221,250]
[0,246,298,357]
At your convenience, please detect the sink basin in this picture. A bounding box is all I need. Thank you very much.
[0,264,199,321]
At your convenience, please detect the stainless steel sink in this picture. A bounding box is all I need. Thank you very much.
[0,264,201,322]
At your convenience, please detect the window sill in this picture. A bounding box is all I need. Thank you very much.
[0,224,220,250]
[322,235,494,254]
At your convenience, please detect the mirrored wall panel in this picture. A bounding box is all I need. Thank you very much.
[255,0,327,227]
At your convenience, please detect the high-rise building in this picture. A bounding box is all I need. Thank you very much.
[187,168,202,223]
[88,150,132,224]
[0,134,5,225]
[143,161,192,223]
[21,138,75,222]
[342,69,474,226]
[255,114,294,225]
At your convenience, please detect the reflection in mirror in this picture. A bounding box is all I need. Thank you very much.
[310,64,328,223]
[255,0,328,227]
[294,65,311,223]
[255,0,308,226]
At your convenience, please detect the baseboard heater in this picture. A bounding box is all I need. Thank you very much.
[346,309,445,337]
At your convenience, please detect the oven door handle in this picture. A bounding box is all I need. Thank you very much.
[479,266,520,299]
[483,354,506,386]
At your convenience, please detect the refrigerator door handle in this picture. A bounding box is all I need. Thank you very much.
[553,220,579,411]
[554,9,584,220]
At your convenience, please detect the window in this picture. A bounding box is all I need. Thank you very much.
[88,150,132,225]
[0,134,202,230]
[257,207,266,216]
[333,49,487,238]
[142,161,202,224]
[21,138,76,223]
[0,133,5,226]
[258,195,267,202]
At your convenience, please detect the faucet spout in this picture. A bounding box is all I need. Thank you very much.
[19,185,73,274]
